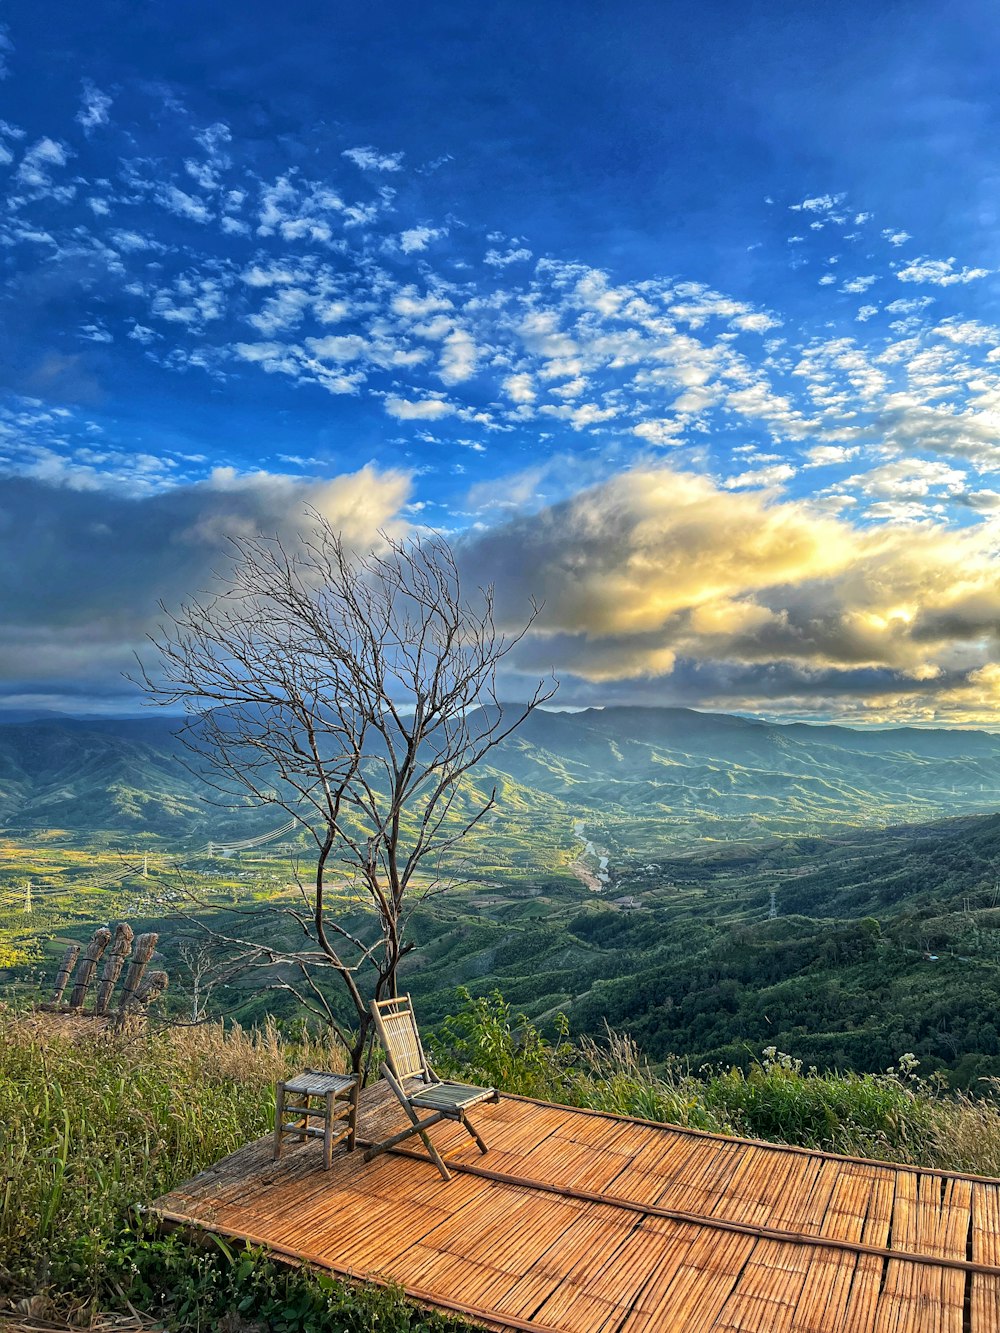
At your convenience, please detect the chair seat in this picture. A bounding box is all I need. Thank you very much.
[407,1080,496,1112]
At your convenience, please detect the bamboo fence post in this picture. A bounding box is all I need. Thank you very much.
[136,970,169,1009]
[93,922,135,1014]
[68,927,111,1009]
[51,943,81,1005]
[117,932,158,1014]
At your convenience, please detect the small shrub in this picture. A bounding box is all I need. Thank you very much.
[115,1227,477,1333]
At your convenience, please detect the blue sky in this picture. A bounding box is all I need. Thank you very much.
[3,0,1000,723]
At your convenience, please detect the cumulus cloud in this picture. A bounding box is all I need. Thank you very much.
[15,137,72,195]
[154,183,213,224]
[896,256,990,286]
[485,246,532,267]
[384,395,455,420]
[399,226,445,253]
[0,465,410,698]
[791,193,846,214]
[342,146,403,171]
[460,468,1000,718]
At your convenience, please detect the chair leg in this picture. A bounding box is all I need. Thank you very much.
[368,1066,453,1181]
[461,1110,489,1156]
[273,1082,286,1161]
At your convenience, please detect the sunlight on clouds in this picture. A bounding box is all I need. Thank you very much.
[463,466,1000,723]
[5,88,1000,720]
[0,464,411,689]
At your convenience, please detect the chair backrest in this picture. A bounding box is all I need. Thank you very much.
[370,994,430,1081]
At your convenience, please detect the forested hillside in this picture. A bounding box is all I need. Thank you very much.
[1,706,999,841]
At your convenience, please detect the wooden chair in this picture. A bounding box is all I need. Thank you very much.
[364,994,499,1181]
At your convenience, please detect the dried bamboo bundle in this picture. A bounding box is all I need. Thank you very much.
[68,927,112,1009]
[93,922,135,1014]
[51,943,81,1005]
[136,969,169,1008]
[117,931,158,1013]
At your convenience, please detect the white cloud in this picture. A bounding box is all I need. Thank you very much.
[731,311,781,333]
[897,256,990,286]
[305,334,368,362]
[804,445,859,468]
[484,247,532,267]
[195,123,232,162]
[342,146,404,171]
[16,138,72,196]
[399,226,445,253]
[840,275,876,294]
[881,229,911,246]
[384,396,456,420]
[723,463,796,490]
[791,193,846,214]
[885,296,933,314]
[632,419,684,445]
[76,80,112,133]
[503,373,536,404]
[438,328,479,385]
[154,183,212,224]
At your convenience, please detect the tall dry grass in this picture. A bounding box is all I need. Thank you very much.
[0,1008,343,1310]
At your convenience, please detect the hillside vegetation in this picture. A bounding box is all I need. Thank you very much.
[2,707,1000,841]
[5,996,1000,1329]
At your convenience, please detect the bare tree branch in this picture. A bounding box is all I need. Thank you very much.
[133,519,557,1077]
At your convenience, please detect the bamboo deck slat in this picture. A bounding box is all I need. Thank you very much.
[150,1082,1000,1332]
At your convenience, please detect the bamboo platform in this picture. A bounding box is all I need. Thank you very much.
[150,1082,1000,1331]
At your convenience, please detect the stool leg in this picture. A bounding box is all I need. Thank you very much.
[323,1089,334,1170]
[298,1097,309,1144]
[273,1082,286,1161]
[348,1078,359,1152]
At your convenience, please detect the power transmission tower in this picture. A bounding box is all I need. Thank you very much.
[23,880,31,913]
[142,853,148,879]
[768,889,777,920]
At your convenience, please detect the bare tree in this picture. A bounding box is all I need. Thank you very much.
[176,938,242,1023]
[135,518,554,1076]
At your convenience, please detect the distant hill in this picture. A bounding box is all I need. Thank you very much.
[0,706,997,840]
[483,706,1000,836]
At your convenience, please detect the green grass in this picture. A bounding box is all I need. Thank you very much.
[7,992,1000,1328]
[432,989,1000,1173]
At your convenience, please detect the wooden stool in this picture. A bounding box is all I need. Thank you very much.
[273,1069,359,1169]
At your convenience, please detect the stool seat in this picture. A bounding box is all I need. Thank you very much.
[282,1070,356,1097]
[274,1067,359,1169]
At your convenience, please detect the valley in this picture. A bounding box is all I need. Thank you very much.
[2,706,1000,1089]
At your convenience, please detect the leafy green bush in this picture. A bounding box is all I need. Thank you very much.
[430,987,578,1099]
[433,990,1000,1169]
[116,1227,476,1332]
[700,1048,941,1159]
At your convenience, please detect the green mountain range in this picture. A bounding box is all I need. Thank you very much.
[0,707,998,841]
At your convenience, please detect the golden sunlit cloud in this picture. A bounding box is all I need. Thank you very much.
[464,467,1000,724]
